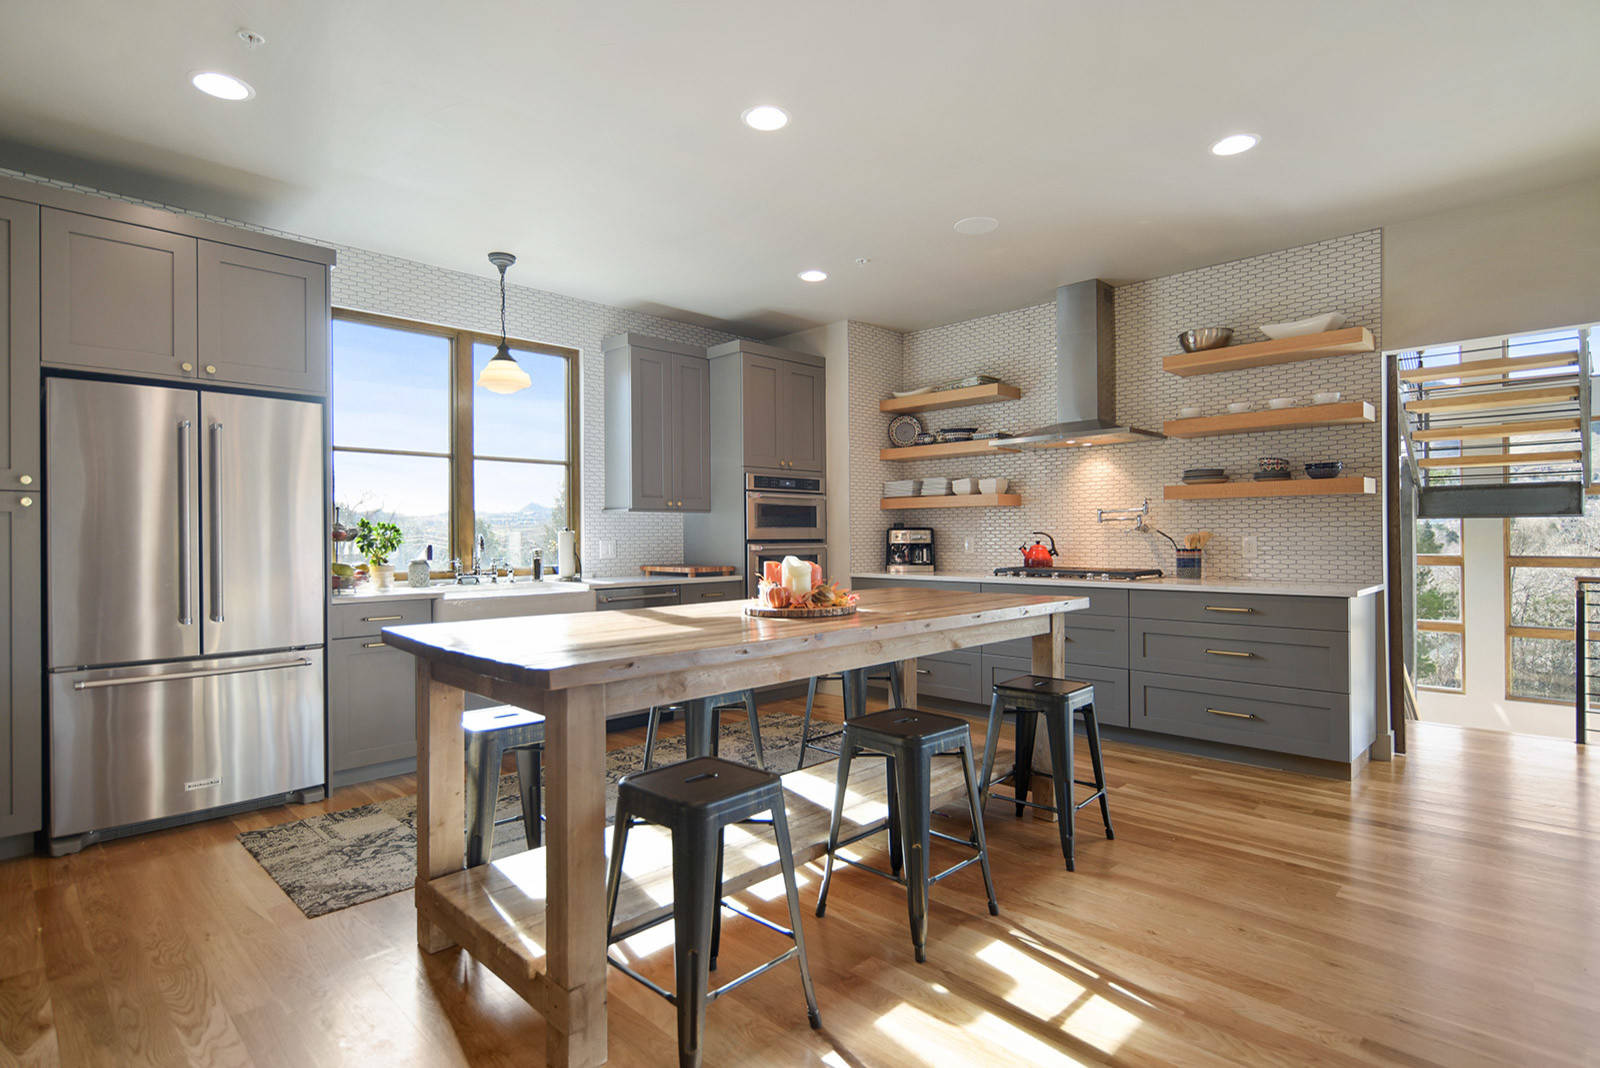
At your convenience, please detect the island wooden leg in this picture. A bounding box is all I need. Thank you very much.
[543,684,608,1068]
[415,660,465,953]
[1029,614,1068,818]
[899,657,919,709]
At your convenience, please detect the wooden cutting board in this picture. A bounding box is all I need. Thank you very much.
[640,564,738,577]
[744,603,857,619]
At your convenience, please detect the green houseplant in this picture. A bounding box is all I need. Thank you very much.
[353,518,404,589]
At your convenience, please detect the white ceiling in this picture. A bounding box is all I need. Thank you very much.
[2,1,1598,336]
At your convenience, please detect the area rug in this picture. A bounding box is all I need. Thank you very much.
[238,710,828,918]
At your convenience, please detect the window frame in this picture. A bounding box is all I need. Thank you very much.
[1502,517,1600,704]
[331,307,580,575]
[1415,545,1465,694]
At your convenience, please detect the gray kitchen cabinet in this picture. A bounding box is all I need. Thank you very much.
[0,491,42,837]
[41,208,198,380]
[741,354,785,471]
[708,341,827,475]
[683,579,745,603]
[603,334,711,512]
[328,635,418,775]
[779,359,825,474]
[198,241,329,394]
[0,198,39,493]
[595,584,682,610]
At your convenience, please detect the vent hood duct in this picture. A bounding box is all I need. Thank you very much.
[1004,279,1163,449]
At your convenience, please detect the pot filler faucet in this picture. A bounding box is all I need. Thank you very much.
[1097,498,1179,553]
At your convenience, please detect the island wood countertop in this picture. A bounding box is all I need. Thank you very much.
[383,586,1087,1067]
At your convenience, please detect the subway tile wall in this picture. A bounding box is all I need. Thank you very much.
[858,230,1384,584]
[1,167,741,577]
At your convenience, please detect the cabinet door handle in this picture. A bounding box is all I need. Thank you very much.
[361,614,405,622]
[362,640,385,649]
[916,668,932,675]
[1208,708,1256,720]
[700,592,726,599]
[1204,605,1254,614]
[1204,648,1255,658]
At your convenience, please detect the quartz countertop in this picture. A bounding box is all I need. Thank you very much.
[850,571,1383,600]
[583,573,744,588]
[331,571,743,604]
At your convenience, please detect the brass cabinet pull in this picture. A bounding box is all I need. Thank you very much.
[1204,605,1254,613]
[1208,708,1256,720]
[361,614,405,622]
[916,668,932,675]
[1205,648,1255,658]
[362,640,385,649]
[701,592,726,599]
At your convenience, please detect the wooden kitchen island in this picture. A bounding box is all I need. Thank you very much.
[382,586,1085,1066]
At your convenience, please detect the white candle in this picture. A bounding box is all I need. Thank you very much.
[781,555,813,599]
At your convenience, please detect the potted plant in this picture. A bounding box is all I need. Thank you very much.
[353,518,404,589]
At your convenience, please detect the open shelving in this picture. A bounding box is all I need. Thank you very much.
[879,440,1018,461]
[1162,327,1375,377]
[1164,477,1376,500]
[1162,401,1375,439]
[881,492,1021,510]
[879,382,1021,414]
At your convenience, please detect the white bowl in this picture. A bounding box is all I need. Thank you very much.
[1177,406,1201,419]
[1312,391,1342,405]
[1260,313,1346,339]
[978,477,1009,495]
[1227,402,1251,414]
[1268,397,1296,410]
[952,478,978,495]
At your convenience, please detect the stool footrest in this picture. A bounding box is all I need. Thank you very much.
[926,852,984,887]
[606,943,801,1007]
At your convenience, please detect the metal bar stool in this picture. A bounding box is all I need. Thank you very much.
[815,708,997,963]
[796,663,903,769]
[463,705,545,868]
[644,689,765,769]
[979,675,1114,872]
[605,756,820,1068]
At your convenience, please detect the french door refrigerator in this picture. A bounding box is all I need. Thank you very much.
[45,377,325,847]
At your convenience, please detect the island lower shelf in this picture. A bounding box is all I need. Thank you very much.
[1164,477,1376,500]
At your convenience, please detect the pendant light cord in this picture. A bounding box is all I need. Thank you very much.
[499,264,509,348]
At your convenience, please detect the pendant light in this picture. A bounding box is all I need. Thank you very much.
[477,251,531,394]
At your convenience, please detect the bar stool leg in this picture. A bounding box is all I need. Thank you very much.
[513,745,543,849]
[464,732,502,868]
[888,662,905,708]
[896,748,933,963]
[709,827,726,973]
[797,677,818,771]
[643,705,664,770]
[769,799,821,1029]
[670,823,720,1068]
[603,796,634,941]
[815,738,856,917]
[742,690,766,770]
[1082,705,1115,840]
[957,739,999,916]
[884,754,904,878]
[1042,709,1076,872]
[684,699,718,760]
[1012,707,1038,818]
[978,691,1004,808]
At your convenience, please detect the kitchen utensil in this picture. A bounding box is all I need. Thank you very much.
[1256,456,1290,474]
[1305,461,1344,479]
[1178,327,1234,352]
[1019,532,1057,568]
[1177,406,1201,419]
[1184,531,1214,551]
[1312,391,1342,404]
[1260,312,1346,339]
[888,413,925,448]
[1268,397,1296,409]
[978,476,1009,494]
[1227,402,1251,414]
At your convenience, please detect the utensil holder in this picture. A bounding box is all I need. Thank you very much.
[1176,549,1202,580]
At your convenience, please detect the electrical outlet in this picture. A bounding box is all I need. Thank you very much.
[599,538,616,560]
[1242,534,1258,564]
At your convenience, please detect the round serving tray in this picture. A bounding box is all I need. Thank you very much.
[744,603,859,619]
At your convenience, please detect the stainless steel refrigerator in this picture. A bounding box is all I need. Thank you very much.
[45,377,325,847]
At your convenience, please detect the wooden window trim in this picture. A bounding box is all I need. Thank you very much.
[1502,517,1600,703]
[332,307,580,572]
[1416,541,1465,690]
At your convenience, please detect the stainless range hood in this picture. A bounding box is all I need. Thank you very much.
[1003,279,1163,449]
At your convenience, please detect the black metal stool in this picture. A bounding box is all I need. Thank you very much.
[979,675,1113,872]
[795,664,901,769]
[463,705,544,867]
[644,689,765,769]
[815,708,997,963]
[605,756,820,1068]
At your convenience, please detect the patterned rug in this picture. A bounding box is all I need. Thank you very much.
[238,710,828,918]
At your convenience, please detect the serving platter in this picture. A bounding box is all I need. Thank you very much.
[744,603,859,619]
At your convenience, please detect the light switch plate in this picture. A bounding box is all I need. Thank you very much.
[599,538,616,560]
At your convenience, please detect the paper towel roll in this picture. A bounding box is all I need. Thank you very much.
[558,528,577,577]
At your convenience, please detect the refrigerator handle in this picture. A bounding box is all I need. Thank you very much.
[178,419,193,626]
[209,421,224,624]
[71,656,314,691]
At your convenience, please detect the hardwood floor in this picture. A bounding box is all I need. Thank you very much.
[1,701,1595,1066]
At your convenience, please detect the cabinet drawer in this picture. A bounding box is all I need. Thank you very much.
[329,636,417,772]
[1130,619,1346,693]
[330,598,433,639]
[981,583,1128,617]
[684,580,746,604]
[910,650,983,705]
[1130,590,1349,632]
[1130,671,1356,762]
[596,585,681,610]
[986,613,1129,667]
[982,655,1129,729]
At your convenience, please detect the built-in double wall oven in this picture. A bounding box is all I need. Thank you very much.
[745,473,826,595]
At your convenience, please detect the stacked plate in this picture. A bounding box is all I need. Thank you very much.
[919,477,952,496]
[884,479,920,497]
[1182,467,1228,485]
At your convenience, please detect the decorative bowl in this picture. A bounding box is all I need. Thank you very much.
[887,413,925,448]
[1305,461,1344,479]
[1312,391,1342,405]
[1256,456,1290,473]
[1178,327,1234,353]
[1177,406,1201,419]
[1268,397,1296,409]
[1260,313,1346,339]
[978,477,1009,495]
[1227,402,1252,414]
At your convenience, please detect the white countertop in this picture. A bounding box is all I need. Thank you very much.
[583,573,744,588]
[850,571,1383,599]
[331,572,743,603]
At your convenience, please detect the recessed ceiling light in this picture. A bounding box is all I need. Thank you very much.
[953,216,999,235]
[191,71,254,101]
[741,105,789,131]
[1210,133,1259,156]
[798,269,827,283]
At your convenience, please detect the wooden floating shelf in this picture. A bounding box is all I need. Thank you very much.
[879,382,1021,413]
[1162,401,1375,439]
[879,440,1019,461]
[881,492,1021,510]
[1164,477,1377,500]
[1163,327,1375,377]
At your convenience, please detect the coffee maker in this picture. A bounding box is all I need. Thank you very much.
[885,524,935,574]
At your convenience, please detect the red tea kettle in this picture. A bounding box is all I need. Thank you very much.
[1020,531,1058,568]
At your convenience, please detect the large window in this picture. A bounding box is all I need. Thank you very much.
[1504,515,1600,702]
[1415,518,1464,691]
[331,311,577,574]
